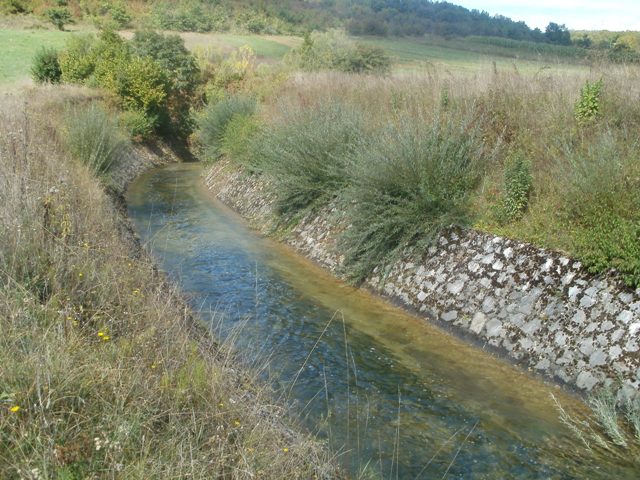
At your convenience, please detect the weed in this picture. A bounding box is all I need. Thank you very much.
[340,114,490,282]
[197,95,257,162]
[248,102,364,218]
[64,103,130,176]
[496,152,532,223]
[575,78,604,126]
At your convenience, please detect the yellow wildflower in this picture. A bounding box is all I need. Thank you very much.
[10,406,20,413]
[78,272,83,278]
[103,336,110,341]
[234,420,241,427]
[97,331,104,337]
[283,447,289,453]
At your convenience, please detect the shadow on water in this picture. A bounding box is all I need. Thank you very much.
[126,163,638,479]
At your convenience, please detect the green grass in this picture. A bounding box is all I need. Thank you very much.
[0,29,75,84]
[179,32,299,60]
[360,36,590,73]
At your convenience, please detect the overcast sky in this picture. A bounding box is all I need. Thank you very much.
[454,1,640,31]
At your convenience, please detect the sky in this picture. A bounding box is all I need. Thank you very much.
[454,1,640,31]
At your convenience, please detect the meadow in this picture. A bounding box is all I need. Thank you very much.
[0,24,594,86]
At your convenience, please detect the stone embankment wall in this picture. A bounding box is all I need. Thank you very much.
[206,161,640,398]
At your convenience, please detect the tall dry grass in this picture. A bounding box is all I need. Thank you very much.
[0,87,341,479]
[218,64,640,285]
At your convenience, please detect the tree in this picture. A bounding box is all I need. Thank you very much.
[45,6,72,31]
[545,22,571,45]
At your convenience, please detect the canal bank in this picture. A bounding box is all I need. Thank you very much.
[205,159,640,399]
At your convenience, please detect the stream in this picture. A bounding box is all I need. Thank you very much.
[126,163,637,479]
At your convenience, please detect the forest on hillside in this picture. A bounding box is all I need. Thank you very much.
[2,0,568,42]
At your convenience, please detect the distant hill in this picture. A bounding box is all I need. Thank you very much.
[3,0,568,44]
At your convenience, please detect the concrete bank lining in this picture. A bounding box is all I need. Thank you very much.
[206,161,640,398]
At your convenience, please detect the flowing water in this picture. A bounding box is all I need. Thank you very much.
[127,163,637,479]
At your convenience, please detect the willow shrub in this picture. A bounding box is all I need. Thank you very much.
[340,114,493,283]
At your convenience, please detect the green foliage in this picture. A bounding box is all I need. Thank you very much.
[286,30,391,74]
[197,95,256,162]
[131,31,200,95]
[562,132,640,287]
[247,103,364,217]
[58,30,199,137]
[31,47,61,84]
[64,103,130,176]
[152,0,226,33]
[58,35,96,83]
[119,109,156,141]
[496,152,532,223]
[1,0,32,14]
[220,114,260,165]
[575,79,604,126]
[340,115,490,282]
[112,57,168,124]
[103,1,132,28]
[44,6,72,31]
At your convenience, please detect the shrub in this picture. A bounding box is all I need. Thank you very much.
[44,6,72,31]
[65,103,130,175]
[119,109,156,140]
[31,47,61,84]
[343,43,391,74]
[575,78,604,126]
[561,132,640,287]
[131,31,200,136]
[197,95,256,161]
[496,152,533,223]
[151,0,226,33]
[220,113,260,165]
[59,34,97,83]
[340,115,491,282]
[248,103,364,217]
[286,30,391,74]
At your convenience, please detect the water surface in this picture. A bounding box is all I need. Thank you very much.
[127,163,636,479]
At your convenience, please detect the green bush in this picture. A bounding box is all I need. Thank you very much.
[31,47,62,84]
[220,113,260,165]
[131,31,200,136]
[152,0,226,33]
[496,152,532,223]
[65,103,130,176]
[286,30,391,74]
[119,109,156,140]
[197,95,256,161]
[59,35,97,83]
[44,6,72,31]
[575,78,604,126]
[340,115,490,282]
[248,103,364,217]
[561,132,640,287]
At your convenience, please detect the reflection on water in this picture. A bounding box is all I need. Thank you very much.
[127,163,636,479]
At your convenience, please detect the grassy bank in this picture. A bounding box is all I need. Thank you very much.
[198,65,640,288]
[0,87,339,478]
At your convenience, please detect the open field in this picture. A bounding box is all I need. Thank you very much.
[0,29,76,84]
[0,26,593,86]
